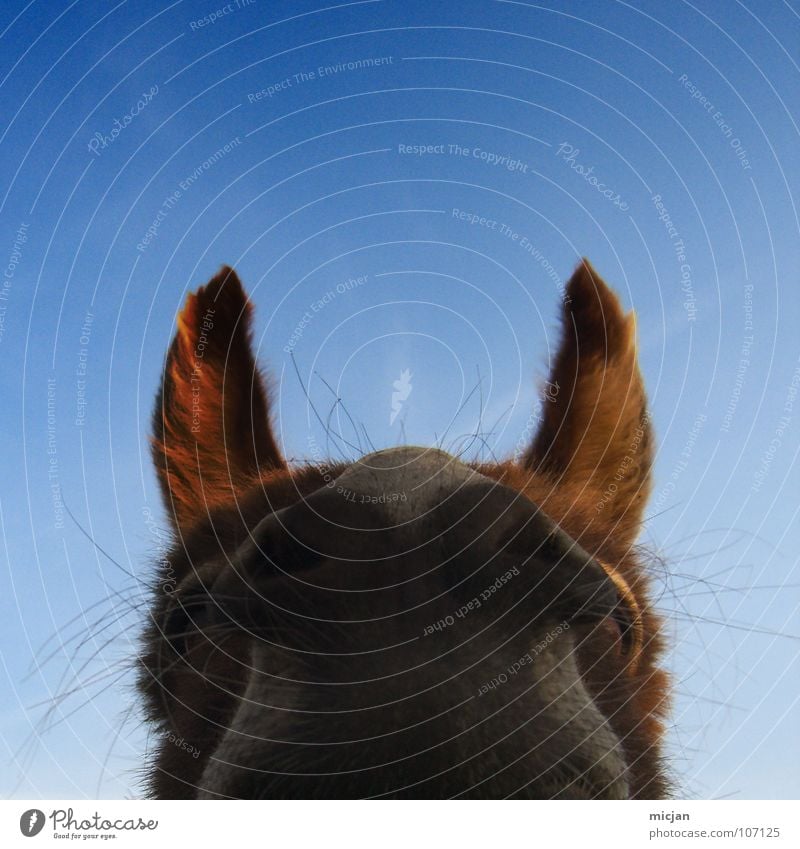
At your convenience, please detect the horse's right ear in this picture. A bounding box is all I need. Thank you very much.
[151,266,283,535]
[521,260,652,549]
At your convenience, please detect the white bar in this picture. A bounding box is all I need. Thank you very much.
[2,800,796,848]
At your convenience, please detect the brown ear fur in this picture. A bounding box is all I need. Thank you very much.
[152,266,283,534]
[523,259,652,547]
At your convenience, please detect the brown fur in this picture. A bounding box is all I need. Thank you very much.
[151,266,283,533]
[140,260,670,799]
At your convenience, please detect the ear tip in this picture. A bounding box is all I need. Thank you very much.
[201,264,247,303]
[565,257,628,320]
[187,264,251,317]
[566,257,603,295]
[564,258,593,303]
[175,266,252,353]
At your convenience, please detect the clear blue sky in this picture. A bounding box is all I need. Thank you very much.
[0,0,798,799]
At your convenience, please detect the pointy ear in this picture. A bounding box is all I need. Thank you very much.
[152,266,284,534]
[523,259,652,547]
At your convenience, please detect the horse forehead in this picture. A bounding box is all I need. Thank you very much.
[332,446,488,521]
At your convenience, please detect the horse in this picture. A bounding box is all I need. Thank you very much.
[140,259,669,798]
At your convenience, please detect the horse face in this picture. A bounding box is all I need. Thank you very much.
[141,262,669,799]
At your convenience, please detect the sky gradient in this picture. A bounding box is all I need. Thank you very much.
[0,0,798,799]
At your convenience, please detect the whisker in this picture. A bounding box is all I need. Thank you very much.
[314,370,365,456]
[290,353,349,460]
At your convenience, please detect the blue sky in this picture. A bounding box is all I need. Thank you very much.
[0,0,798,799]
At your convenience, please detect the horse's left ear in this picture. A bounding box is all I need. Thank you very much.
[151,266,283,534]
[522,259,652,548]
